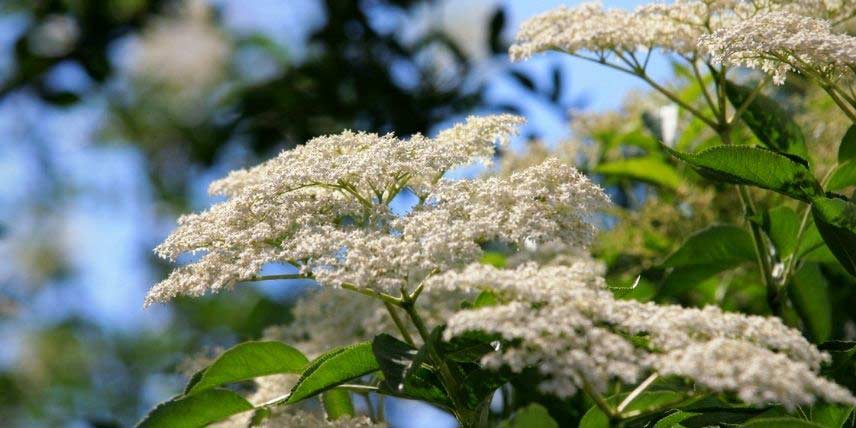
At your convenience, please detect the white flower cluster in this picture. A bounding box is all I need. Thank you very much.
[509,0,855,62]
[700,11,856,84]
[147,115,608,305]
[437,262,855,409]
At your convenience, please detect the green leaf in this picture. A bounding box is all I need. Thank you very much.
[811,403,853,428]
[287,342,379,403]
[810,197,856,276]
[185,341,308,395]
[500,403,559,428]
[839,124,856,163]
[371,333,452,408]
[580,391,685,428]
[321,388,355,420]
[797,221,837,264]
[595,156,683,190]
[763,206,800,258]
[480,251,507,268]
[680,409,768,427]
[663,225,755,269]
[666,145,822,202]
[789,263,832,343]
[655,410,699,428]
[619,129,660,152]
[135,389,253,428]
[826,160,856,192]
[471,290,499,308]
[659,265,724,298]
[725,80,808,159]
[819,341,856,392]
[740,417,825,427]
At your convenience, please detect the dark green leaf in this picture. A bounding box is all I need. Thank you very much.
[663,225,755,269]
[740,417,825,427]
[667,145,822,202]
[680,408,767,427]
[819,341,856,392]
[580,391,685,428]
[460,365,509,409]
[500,403,559,428]
[826,161,856,192]
[287,342,378,403]
[371,333,452,408]
[135,389,253,428]
[810,197,856,276]
[595,156,682,190]
[321,388,355,420]
[725,80,808,158]
[185,341,308,395]
[789,263,832,343]
[839,124,856,163]
[372,333,418,391]
[655,410,699,428]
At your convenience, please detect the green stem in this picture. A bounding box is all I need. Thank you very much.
[780,167,836,290]
[341,283,402,306]
[582,380,619,421]
[337,384,380,394]
[617,373,659,413]
[400,301,475,426]
[384,301,416,347]
[739,171,782,316]
[714,79,782,317]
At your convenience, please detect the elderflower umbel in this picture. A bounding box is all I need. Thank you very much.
[700,11,856,84]
[437,263,855,409]
[147,115,608,305]
[509,1,855,63]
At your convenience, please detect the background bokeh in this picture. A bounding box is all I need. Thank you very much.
[0,1,664,426]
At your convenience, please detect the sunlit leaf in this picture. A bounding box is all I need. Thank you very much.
[185,341,308,395]
[136,389,253,428]
[663,225,755,269]
[595,156,682,190]
[826,160,856,192]
[666,145,821,202]
[500,403,559,428]
[287,342,378,403]
[580,391,685,428]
